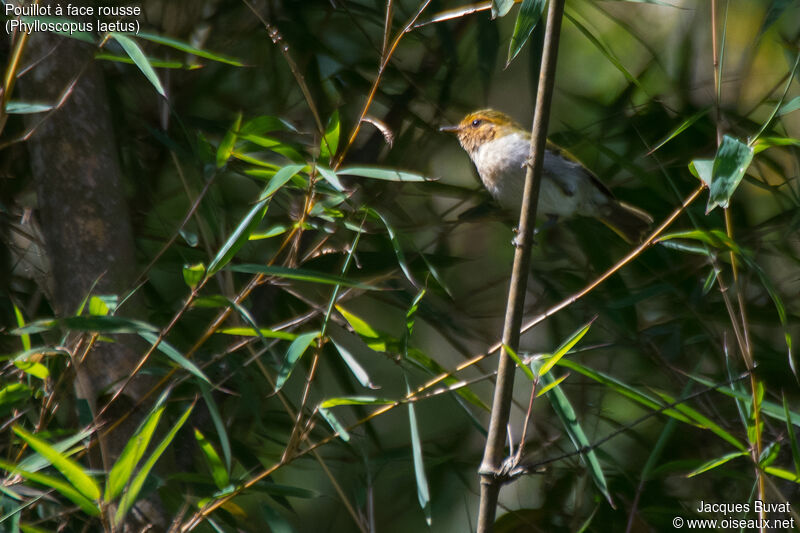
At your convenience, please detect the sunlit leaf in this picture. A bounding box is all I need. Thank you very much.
[206,197,269,275]
[407,378,431,525]
[13,426,100,501]
[0,459,100,516]
[320,110,340,163]
[182,263,206,289]
[540,372,614,507]
[337,167,428,182]
[116,403,194,524]
[539,319,593,377]
[216,113,242,168]
[687,451,747,477]
[111,33,166,97]
[229,264,377,290]
[195,428,229,490]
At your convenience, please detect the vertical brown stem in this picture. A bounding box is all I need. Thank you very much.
[476,1,565,530]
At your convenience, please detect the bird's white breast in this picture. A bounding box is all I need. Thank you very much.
[469,133,588,217]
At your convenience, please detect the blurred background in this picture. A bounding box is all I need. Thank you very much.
[1,0,799,531]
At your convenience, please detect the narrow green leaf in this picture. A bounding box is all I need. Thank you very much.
[133,32,244,66]
[689,158,713,188]
[19,428,93,473]
[216,113,242,169]
[116,403,194,524]
[110,33,166,97]
[262,164,305,199]
[239,115,295,135]
[706,135,754,212]
[12,316,157,336]
[784,395,800,476]
[492,0,515,18]
[764,466,800,483]
[370,208,418,287]
[752,136,800,154]
[4,102,53,114]
[330,336,377,390]
[653,391,746,451]
[540,372,614,507]
[319,396,394,408]
[778,95,800,116]
[539,320,593,377]
[316,166,345,191]
[229,264,377,290]
[139,332,210,384]
[406,378,431,525]
[106,403,166,501]
[0,459,100,516]
[275,332,320,392]
[335,305,385,351]
[12,304,30,352]
[507,0,546,65]
[319,110,340,163]
[556,359,694,425]
[96,52,199,69]
[13,426,100,501]
[207,197,269,275]
[0,384,31,415]
[318,407,350,442]
[337,167,427,182]
[217,327,297,341]
[194,428,229,490]
[536,373,568,397]
[199,384,232,474]
[13,361,48,380]
[648,108,710,154]
[182,263,206,289]
[687,451,747,477]
[503,344,536,381]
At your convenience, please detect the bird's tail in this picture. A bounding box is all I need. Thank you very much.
[598,201,653,244]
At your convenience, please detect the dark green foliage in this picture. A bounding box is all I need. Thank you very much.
[0,1,798,532]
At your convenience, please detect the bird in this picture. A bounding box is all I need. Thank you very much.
[440,109,653,243]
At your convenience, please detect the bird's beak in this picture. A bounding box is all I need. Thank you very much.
[439,124,461,133]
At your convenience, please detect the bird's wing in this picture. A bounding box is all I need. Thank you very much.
[545,141,615,199]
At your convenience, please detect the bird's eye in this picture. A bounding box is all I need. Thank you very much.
[471,119,482,128]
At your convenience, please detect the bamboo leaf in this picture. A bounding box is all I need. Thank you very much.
[274,332,320,392]
[194,428,229,490]
[687,451,747,477]
[507,0,546,65]
[539,319,593,377]
[111,33,166,97]
[540,372,614,507]
[337,167,428,182]
[116,403,194,525]
[13,427,100,501]
[706,135,754,213]
[406,378,431,525]
[0,459,100,516]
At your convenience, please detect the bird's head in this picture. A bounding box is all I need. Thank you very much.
[439,109,523,155]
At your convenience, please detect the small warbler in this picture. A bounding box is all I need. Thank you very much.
[440,109,653,243]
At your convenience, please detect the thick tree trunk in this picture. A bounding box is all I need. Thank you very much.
[20,12,164,529]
